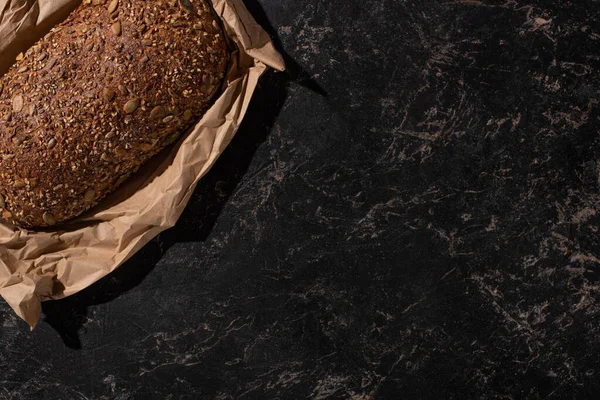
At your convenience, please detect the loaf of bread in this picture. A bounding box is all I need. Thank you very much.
[0,0,228,228]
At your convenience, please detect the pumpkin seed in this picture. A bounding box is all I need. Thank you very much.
[12,95,24,113]
[114,145,127,156]
[43,212,57,225]
[84,189,95,202]
[111,21,122,36]
[164,133,179,145]
[107,0,119,14]
[150,106,165,119]
[12,135,25,145]
[139,142,154,151]
[123,98,139,114]
[103,88,116,102]
[179,0,193,11]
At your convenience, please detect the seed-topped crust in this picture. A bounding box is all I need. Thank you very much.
[0,0,229,228]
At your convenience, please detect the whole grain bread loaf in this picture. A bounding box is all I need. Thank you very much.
[0,0,228,228]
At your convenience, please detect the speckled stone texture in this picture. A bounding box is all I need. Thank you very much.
[1,0,600,398]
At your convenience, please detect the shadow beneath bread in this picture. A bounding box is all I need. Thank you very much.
[41,1,327,349]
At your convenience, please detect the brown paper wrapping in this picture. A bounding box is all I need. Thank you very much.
[0,0,285,328]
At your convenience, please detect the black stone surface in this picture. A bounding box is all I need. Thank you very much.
[2,0,600,398]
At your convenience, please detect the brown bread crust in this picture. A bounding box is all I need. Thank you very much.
[0,0,228,228]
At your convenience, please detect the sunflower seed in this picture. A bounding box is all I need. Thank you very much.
[45,57,58,70]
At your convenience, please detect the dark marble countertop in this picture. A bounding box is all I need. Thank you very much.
[2,0,600,398]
